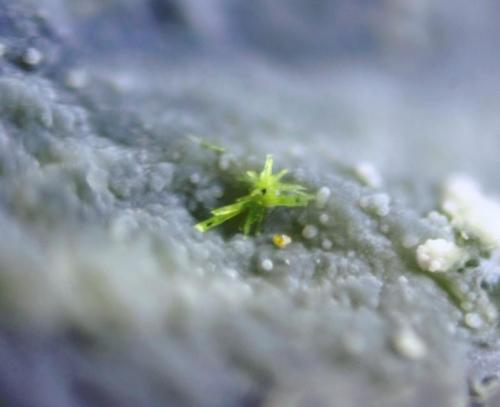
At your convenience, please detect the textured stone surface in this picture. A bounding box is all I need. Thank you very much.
[1,1,500,406]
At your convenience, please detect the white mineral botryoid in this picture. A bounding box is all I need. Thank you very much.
[315,186,331,208]
[319,213,329,224]
[426,211,450,229]
[23,47,43,66]
[189,172,201,184]
[354,162,383,188]
[359,193,391,217]
[321,239,332,250]
[65,69,88,89]
[442,175,500,249]
[302,224,318,239]
[479,250,500,286]
[260,258,274,272]
[416,238,462,272]
[464,312,483,330]
[392,327,428,360]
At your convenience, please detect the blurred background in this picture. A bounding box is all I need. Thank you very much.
[11,0,499,187]
[33,0,500,69]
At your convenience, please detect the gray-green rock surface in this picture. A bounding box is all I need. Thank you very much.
[1,1,500,406]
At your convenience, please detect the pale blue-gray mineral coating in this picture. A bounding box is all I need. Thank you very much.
[1,1,500,406]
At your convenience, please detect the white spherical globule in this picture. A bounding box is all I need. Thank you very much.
[416,239,462,273]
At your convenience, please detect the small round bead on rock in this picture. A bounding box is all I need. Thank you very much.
[23,47,43,66]
[321,239,332,250]
[260,258,274,272]
[319,213,329,224]
[392,328,427,360]
[316,187,331,208]
[302,225,318,239]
